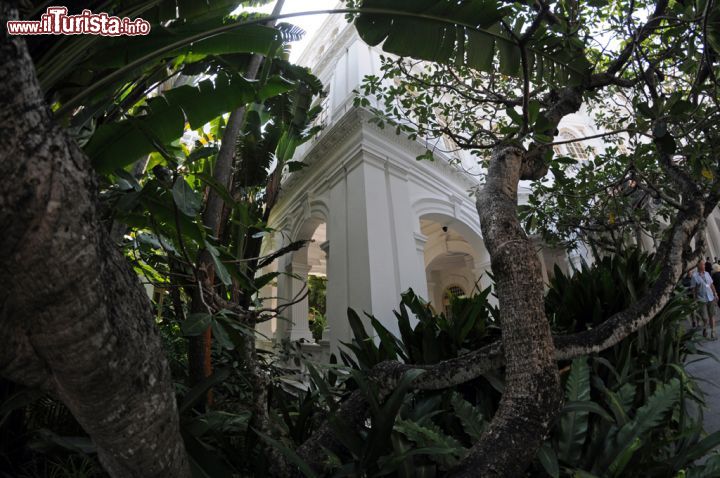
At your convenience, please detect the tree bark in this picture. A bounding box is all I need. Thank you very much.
[447,145,561,477]
[187,0,285,394]
[0,5,189,477]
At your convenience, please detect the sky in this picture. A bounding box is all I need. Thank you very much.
[249,0,340,63]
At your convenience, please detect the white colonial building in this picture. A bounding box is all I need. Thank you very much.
[255,12,720,359]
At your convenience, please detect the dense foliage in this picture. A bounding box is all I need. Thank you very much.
[4,0,720,476]
[350,0,720,253]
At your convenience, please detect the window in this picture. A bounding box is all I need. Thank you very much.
[443,285,466,317]
[312,95,330,131]
[445,285,466,298]
[554,130,590,161]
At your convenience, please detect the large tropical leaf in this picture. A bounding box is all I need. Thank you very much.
[353,0,592,85]
[84,71,278,172]
[77,21,280,70]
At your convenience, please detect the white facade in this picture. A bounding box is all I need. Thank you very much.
[256,13,720,358]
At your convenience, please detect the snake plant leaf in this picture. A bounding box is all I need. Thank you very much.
[606,379,681,475]
[558,358,591,465]
[450,392,486,441]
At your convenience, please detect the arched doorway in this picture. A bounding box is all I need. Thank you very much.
[276,219,329,342]
[419,217,492,311]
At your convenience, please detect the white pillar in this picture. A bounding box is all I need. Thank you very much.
[273,234,293,343]
[325,165,358,354]
[255,266,277,343]
[414,232,430,301]
[537,246,550,286]
[289,262,313,341]
[319,240,331,340]
[324,152,435,349]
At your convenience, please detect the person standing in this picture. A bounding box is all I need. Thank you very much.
[693,260,719,339]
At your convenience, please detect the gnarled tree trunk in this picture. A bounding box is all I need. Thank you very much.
[449,145,561,477]
[0,4,189,477]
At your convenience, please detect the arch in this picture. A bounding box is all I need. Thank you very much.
[417,210,486,262]
[273,216,330,344]
[288,197,330,246]
[419,212,491,310]
[291,216,326,264]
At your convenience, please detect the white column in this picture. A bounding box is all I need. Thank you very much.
[255,266,277,343]
[464,256,477,293]
[537,247,550,286]
[273,234,293,343]
[324,153,433,347]
[289,262,313,341]
[428,270,443,310]
[414,232,429,299]
[388,167,429,300]
[325,165,357,354]
[319,240,331,341]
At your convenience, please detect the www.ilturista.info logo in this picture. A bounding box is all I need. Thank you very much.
[6,6,151,36]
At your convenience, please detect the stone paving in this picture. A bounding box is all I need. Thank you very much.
[685,325,720,435]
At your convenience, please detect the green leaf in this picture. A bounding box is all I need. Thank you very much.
[608,437,642,477]
[85,23,280,69]
[537,442,559,478]
[195,172,235,207]
[353,1,590,84]
[172,178,202,217]
[393,417,464,468]
[607,379,681,473]
[498,34,521,76]
[86,97,184,173]
[450,393,485,440]
[204,240,232,286]
[255,431,319,478]
[163,74,254,129]
[212,319,234,350]
[258,75,297,101]
[182,313,213,336]
[364,369,426,465]
[254,271,281,290]
[562,401,614,423]
[558,358,591,465]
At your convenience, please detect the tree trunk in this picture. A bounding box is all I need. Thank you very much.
[187,0,285,395]
[0,5,189,477]
[450,145,561,477]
